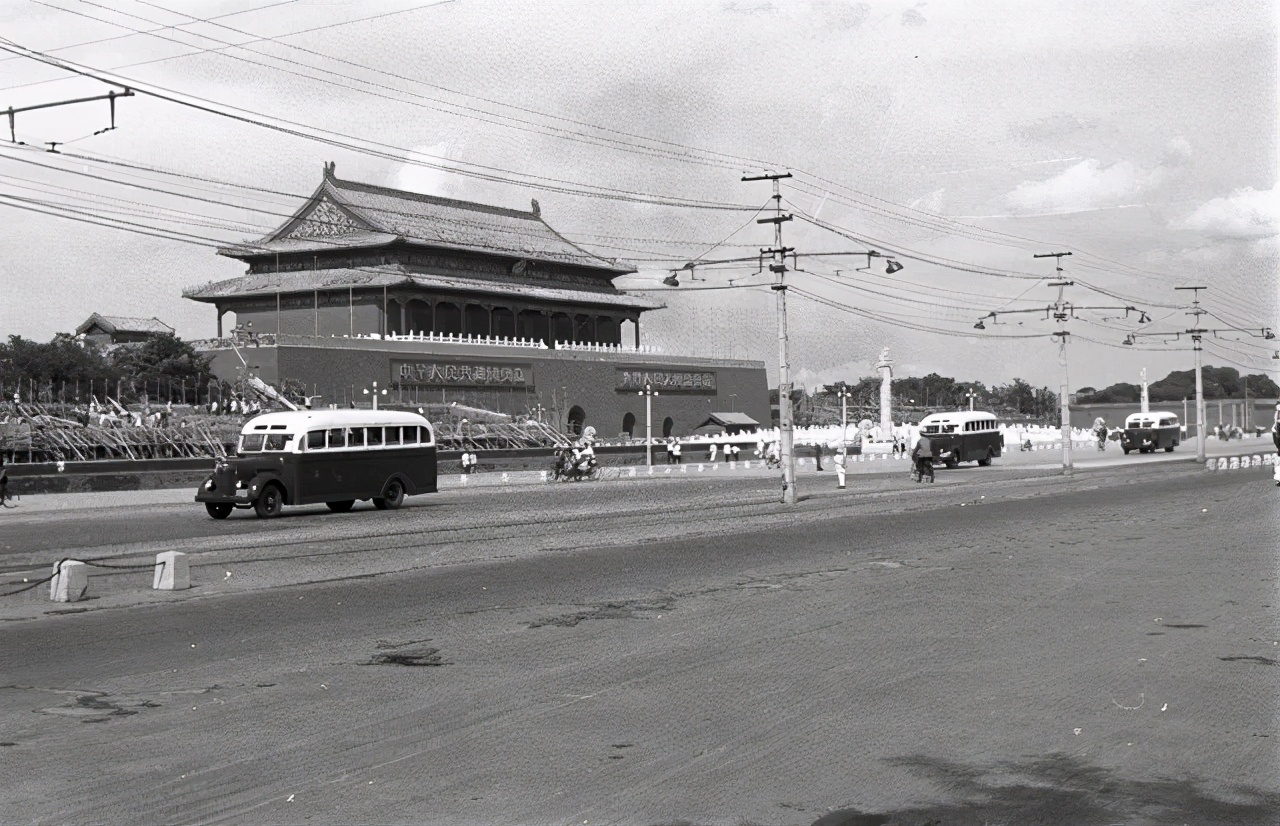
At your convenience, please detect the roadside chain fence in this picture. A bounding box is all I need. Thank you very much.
[0,552,189,601]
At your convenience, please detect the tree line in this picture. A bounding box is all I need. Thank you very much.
[1075,367,1278,404]
[772,373,1062,424]
[0,332,215,406]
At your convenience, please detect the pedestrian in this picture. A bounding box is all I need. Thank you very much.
[665,438,675,464]
[0,454,9,506]
[813,441,824,471]
[708,443,719,463]
[834,443,847,489]
[672,440,682,464]
[1271,403,1280,486]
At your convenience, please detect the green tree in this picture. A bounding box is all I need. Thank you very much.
[110,333,213,401]
[0,334,117,401]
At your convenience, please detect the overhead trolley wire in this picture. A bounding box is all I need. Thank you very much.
[0,39,759,212]
[39,0,746,175]
[0,0,302,66]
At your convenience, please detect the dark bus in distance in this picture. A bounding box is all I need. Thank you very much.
[195,410,437,519]
[917,411,1004,468]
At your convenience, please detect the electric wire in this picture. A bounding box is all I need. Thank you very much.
[0,39,759,211]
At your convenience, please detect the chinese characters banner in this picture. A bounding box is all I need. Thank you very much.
[617,369,717,394]
[392,360,534,387]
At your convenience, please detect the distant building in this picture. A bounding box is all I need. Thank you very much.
[184,163,768,436]
[75,313,174,345]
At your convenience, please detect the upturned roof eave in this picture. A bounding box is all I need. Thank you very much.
[217,234,635,276]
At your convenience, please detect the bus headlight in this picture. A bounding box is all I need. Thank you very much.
[204,479,215,491]
[236,480,245,489]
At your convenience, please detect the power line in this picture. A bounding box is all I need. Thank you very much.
[0,0,301,65]
[0,38,759,211]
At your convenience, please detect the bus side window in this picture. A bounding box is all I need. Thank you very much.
[404,426,419,445]
[385,426,401,446]
[307,430,326,450]
[265,434,292,451]
[328,428,346,448]
[366,426,383,447]
[348,428,366,448]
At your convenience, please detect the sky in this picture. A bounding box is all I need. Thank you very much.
[0,0,1276,394]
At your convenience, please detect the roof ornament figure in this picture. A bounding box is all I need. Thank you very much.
[530,198,540,217]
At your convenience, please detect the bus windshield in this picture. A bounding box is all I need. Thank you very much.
[240,433,295,452]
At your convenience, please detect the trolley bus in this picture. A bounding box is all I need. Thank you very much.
[195,409,437,519]
[916,411,1004,468]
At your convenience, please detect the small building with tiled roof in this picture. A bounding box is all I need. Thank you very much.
[184,163,767,438]
[76,313,174,345]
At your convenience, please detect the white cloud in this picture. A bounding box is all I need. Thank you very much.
[392,142,462,197]
[1005,159,1160,215]
[1175,184,1278,241]
[909,188,946,214]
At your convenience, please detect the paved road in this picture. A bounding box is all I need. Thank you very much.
[1,459,1276,825]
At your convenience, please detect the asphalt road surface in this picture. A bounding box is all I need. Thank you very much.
[1,460,1277,825]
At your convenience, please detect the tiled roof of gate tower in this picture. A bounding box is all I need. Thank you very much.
[216,163,634,276]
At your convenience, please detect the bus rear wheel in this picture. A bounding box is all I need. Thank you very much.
[254,484,284,518]
[977,451,993,467]
[1164,446,1175,452]
[945,456,959,469]
[326,500,355,513]
[373,479,405,510]
[205,502,233,520]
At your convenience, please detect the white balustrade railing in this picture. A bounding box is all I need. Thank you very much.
[384,331,550,349]
[554,340,662,354]
[196,331,667,354]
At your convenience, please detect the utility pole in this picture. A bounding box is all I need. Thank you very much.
[1176,286,1209,463]
[638,383,658,468]
[744,171,796,504]
[1035,251,1074,476]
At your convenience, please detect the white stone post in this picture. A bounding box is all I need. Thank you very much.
[153,551,190,591]
[50,560,88,602]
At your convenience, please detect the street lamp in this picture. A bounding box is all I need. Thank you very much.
[964,388,978,411]
[362,381,387,411]
[835,387,852,446]
[637,383,658,468]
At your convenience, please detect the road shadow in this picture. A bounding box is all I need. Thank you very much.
[811,752,1280,826]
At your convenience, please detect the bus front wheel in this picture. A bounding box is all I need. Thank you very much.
[205,502,233,520]
[254,484,284,518]
[374,479,405,510]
